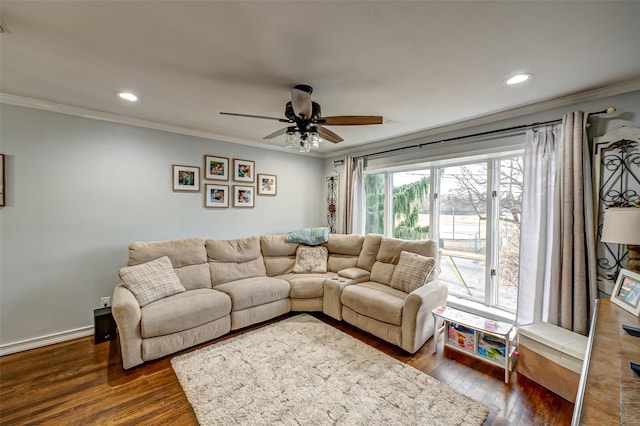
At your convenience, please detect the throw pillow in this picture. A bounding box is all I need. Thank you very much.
[390,251,436,293]
[119,256,186,307]
[293,245,329,273]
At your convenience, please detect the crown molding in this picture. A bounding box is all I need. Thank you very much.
[0,93,324,158]
[3,76,639,161]
[326,77,640,159]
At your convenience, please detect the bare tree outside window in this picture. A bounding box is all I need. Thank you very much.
[440,157,523,310]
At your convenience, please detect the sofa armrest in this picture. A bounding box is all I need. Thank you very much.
[324,268,371,320]
[323,276,362,320]
[112,283,144,369]
[401,279,448,353]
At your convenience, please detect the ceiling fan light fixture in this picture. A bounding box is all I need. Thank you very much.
[298,134,311,153]
[221,85,382,151]
[504,73,533,86]
[285,128,299,149]
[310,132,321,150]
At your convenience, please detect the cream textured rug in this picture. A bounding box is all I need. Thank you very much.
[171,314,489,425]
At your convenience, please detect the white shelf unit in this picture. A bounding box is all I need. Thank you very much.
[433,306,518,384]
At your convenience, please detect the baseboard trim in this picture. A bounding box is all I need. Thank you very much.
[0,326,94,357]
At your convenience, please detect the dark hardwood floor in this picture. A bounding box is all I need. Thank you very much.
[0,312,573,425]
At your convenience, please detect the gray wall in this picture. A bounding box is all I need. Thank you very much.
[0,104,325,346]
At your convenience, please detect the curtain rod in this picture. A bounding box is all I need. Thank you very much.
[332,107,616,166]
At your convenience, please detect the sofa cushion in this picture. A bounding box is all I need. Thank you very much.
[260,235,298,277]
[324,234,363,272]
[260,235,299,257]
[214,277,290,311]
[341,282,407,326]
[287,275,327,299]
[377,238,437,263]
[325,233,365,255]
[390,251,436,293]
[140,288,231,338]
[207,237,267,285]
[338,267,370,281]
[370,238,439,285]
[206,236,262,262]
[128,238,206,268]
[119,256,186,307]
[128,238,210,290]
[327,255,359,273]
[357,234,383,271]
[370,261,396,287]
[293,246,328,273]
[264,256,296,277]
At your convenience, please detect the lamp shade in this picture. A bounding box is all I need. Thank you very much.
[601,207,640,245]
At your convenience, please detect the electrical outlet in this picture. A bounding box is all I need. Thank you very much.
[101,296,111,308]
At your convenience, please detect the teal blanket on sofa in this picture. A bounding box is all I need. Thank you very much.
[285,227,330,246]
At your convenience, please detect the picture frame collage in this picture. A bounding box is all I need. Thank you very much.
[173,155,277,209]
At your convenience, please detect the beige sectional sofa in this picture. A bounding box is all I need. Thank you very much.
[112,233,448,369]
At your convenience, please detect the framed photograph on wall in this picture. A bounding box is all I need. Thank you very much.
[611,268,640,316]
[233,159,255,183]
[257,173,277,196]
[233,185,255,208]
[205,184,229,208]
[172,164,200,192]
[204,155,229,181]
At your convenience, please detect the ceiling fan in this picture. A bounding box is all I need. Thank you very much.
[220,85,383,150]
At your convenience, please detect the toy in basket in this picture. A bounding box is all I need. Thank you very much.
[447,323,475,353]
[477,332,507,363]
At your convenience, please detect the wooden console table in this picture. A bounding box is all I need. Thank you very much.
[574,298,640,425]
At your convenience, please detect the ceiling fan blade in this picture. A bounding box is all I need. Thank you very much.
[291,86,312,118]
[316,126,344,144]
[316,115,383,126]
[263,127,288,140]
[220,112,290,123]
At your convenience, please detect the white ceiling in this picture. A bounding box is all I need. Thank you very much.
[1,1,640,155]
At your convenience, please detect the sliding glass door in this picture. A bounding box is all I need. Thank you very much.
[362,153,523,313]
[438,163,487,303]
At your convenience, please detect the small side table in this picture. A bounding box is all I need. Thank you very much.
[94,307,117,344]
[432,305,518,383]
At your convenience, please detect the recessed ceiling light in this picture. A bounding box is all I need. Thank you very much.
[504,73,533,86]
[117,91,138,102]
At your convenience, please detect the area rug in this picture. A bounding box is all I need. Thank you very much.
[171,314,489,425]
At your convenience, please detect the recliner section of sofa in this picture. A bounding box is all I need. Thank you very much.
[340,238,447,353]
[112,233,448,369]
[112,237,231,369]
[207,236,291,330]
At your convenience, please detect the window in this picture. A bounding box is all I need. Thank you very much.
[364,173,385,235]
[495,156,523,311]
[363,153,523,313]
[391,171,430,239]
[438,163,487,303]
